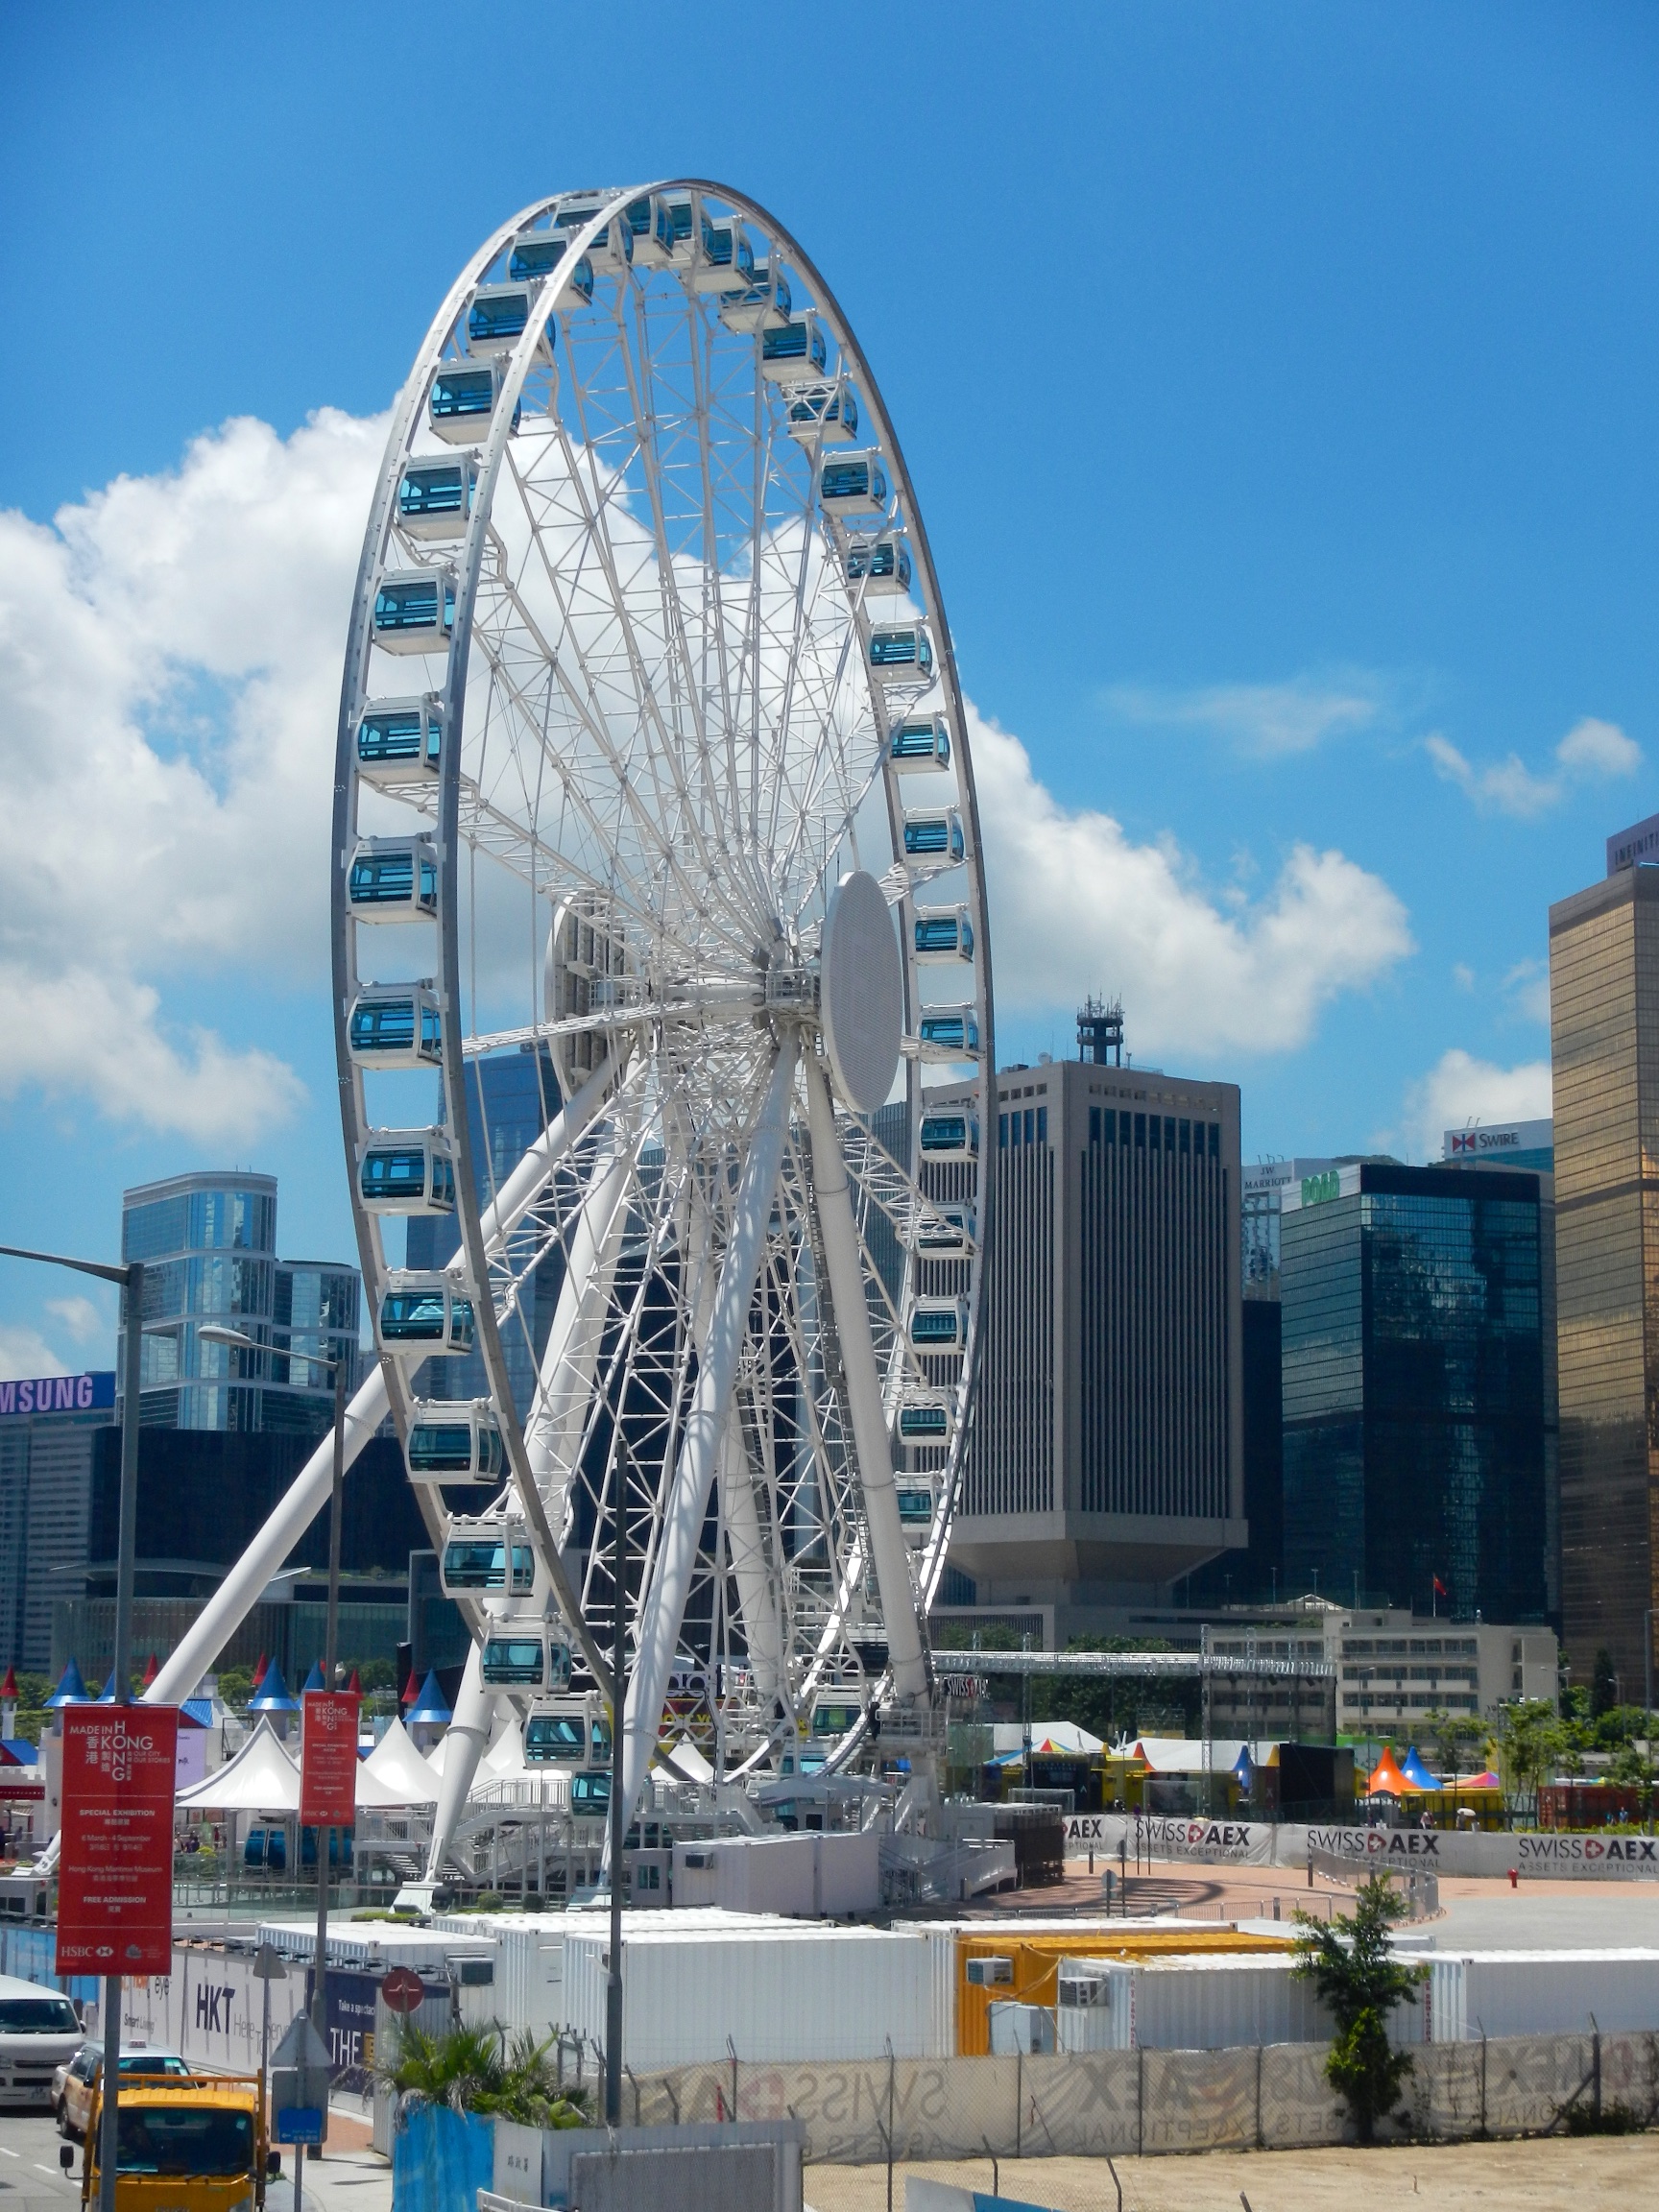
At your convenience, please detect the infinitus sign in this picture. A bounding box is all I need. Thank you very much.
[58,1704,180,1974]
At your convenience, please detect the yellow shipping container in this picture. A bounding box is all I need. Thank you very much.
[955,1925,1288,2055]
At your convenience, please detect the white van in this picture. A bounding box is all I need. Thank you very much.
[0,1973,84,2108]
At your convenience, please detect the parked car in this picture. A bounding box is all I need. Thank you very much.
[55,2044,190,2139]
[0,1974,84,2111]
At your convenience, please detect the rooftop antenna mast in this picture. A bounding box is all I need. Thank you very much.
[1077,995,1124,1067]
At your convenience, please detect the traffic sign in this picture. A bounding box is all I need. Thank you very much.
[380,1966,426,2014]
[270,2013,332,2145]
[275,2107,323,2146]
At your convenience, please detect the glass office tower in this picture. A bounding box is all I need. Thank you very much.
[1550,856,1659,1692]
[121,1171,359,1435]
[1281,1163,1547,1623]
[405,1046,565,1419]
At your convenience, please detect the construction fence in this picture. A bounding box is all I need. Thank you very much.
[617,2032,1659,2161]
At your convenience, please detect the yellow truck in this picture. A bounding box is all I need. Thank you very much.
[61,2071,281,2212]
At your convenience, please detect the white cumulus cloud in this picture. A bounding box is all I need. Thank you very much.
[1402,1048,1552,1158]
[0,407,387,1140]
[1428,714,1642,819]
[969,706,1414,1056]
[0,1325,70,1382]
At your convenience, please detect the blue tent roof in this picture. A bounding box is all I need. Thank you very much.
[406,1668,452,1725]
[180,1698,213,1729]
[0,1739,38,1767]
[249,1659,300,1713]
[1400,1746,1440,1791]
[302,1660,326,1692]
[97,1668,132,1703]
[1232,1745,1254,1778]
[47,1659,89,1708]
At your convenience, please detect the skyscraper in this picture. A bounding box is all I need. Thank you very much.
[1280,1162,1547,1623]
[1550,850,1659,1690]
[943,1015,1245,1641]
[0,1372,116,1669]
[120,1171,358,1434]
[405,1046,566,1419]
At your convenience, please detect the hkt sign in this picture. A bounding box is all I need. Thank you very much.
[58,1704,180,1975]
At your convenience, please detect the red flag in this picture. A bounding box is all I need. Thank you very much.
[1432,1575,1448,1597]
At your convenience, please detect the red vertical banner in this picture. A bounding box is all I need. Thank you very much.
[58,1704,179,1975]
[301,1691,362,1827]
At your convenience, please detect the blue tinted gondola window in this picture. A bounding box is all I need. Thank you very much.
[896,1488,933,1525]
[904,819,950,856]
[400,467,467,521]
[914,918,958,952]
[431,368,495,421]
[350,1000,416,1053]
[469,291,529,345]
[510,236,565,280]
[408,1422,473,1470]
[359,708,440,767]
[912,1309,959,1344]
[361,1148,428,1200]
[381,1291,446,1340]
[900,1405,949,1438]
[571,1772,611,1811]
[525,1714,586,1759]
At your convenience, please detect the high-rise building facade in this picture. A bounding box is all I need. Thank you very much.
[121,1171,359,1434]
[406,1046,566,1418]
[1281,1162,1547,1624]
[1550,857,1659,1690]
[945,1040,1245,1635]
[0,1372,116,1670]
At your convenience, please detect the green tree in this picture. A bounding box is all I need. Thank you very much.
[376,2024,588,2128]
[217,1666,254,1708]
[1591,1647,1619,1719]
[1497,1698,1557,1818]
[1291,1876,1426,2144]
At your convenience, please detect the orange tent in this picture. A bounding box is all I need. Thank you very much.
[1366,1746,1411,1796]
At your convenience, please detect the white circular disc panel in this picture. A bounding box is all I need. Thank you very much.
[820,871,902,1116]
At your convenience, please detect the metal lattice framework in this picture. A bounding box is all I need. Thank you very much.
[328,180,993,1848]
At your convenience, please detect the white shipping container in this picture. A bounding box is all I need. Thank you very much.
[1055,1953,1422,2052]
[563,1923,947,2068]
[817,1829,882,1915]
[714,1833,818,1916]
[1425,1951,1659,2042]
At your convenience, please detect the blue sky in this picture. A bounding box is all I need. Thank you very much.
[3,1,1656,1372]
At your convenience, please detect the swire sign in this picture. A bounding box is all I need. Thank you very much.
[0,1371,116,1418]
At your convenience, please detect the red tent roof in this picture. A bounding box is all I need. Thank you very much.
[252,1653,269,1688]
[140,1654,159,1688]
[347,1668,362,1695]
[401,1669,420,1705]
[0,1666,16,1699]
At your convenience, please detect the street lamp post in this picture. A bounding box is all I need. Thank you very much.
[0,1243,144,2212]
[200,1325,349,2163]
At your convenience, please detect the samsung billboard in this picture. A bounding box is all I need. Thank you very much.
[0,1370,116,1419]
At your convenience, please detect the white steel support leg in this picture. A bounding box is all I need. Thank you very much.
[718,1422,785,1713]
[620,1037,798,1821]
[523,1131,635,1539]
[805,1051,926,1700]
[421,1638,494,1885]
[138,1060,617,1712]
[685,1190,787,1719]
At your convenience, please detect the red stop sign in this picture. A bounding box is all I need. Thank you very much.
[381,1967,426,2014]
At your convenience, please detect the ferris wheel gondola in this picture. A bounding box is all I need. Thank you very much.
[328,180,993,1873]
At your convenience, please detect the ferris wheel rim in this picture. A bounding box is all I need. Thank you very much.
[330,178,995,1788]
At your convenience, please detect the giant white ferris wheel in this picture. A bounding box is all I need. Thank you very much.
[331,180,993,1853]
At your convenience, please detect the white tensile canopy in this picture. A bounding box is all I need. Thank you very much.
[360,1717,442,1806]
[174,1717,300,1813]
